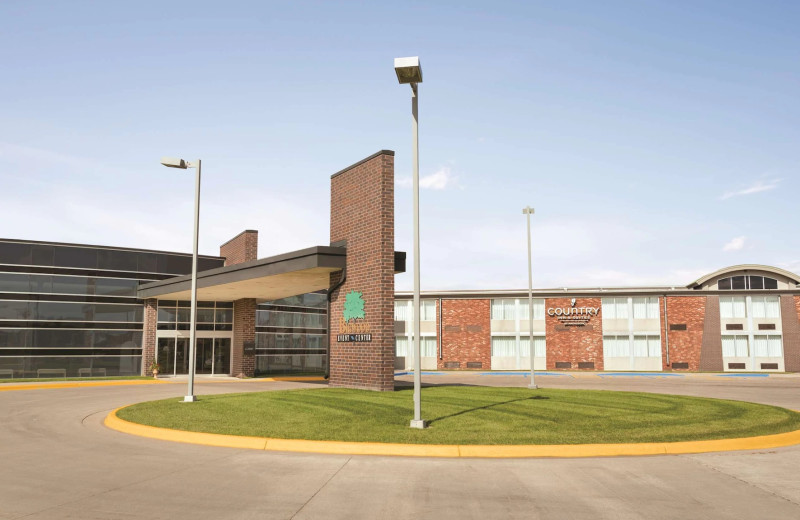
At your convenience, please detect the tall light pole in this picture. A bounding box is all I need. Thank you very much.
[395,56,426,429]
[523,206,537,389]
[161,157,201,402]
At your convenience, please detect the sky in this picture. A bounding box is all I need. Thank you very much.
[1,1,798,291]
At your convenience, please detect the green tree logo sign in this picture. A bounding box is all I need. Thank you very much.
[343,290,366,322]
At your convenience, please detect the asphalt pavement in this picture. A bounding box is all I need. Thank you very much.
[1,373,799,519]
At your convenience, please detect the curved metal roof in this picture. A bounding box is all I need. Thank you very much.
[687,264,800,289]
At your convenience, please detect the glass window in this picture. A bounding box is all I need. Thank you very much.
[602,298,629,320]
[421,337,437,357]
[94,278,139,297]
[749,276,764,290]
[753,335,782,357]
[731,276,746,290]
[632,298,648,319]
[491,336,516,357]
[51,276,90,295]
[0,243,33,265]
[394,301,409,321]
[751,296,780,319]
[96,250,138,271]
[764,277,778,289]
[395,336,408,357]
[421,300,436,321]
[519,336,546,357]
[722,335,748,357]
[491,299,516,320]
[603,335,631,357]
[196,308,215,323]
[718,277,732,290]
[0,273,32,292]
[518,299,545,320]
[215,309,233,323]
[54,247,98,269]
[720,296,746,319]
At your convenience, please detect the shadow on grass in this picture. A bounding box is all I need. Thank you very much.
[427,395,550,425]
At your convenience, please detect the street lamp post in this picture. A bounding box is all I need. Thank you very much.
[523,206,537,390]
[395,56,427,429]
[161,157,201,402]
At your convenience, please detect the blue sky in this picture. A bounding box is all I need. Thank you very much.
[1,1,798,290]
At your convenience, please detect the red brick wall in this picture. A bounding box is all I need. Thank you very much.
[699,295,723,371]
[781,296,800,372]
[220,230,258,266]
[141,299,157,376]
[545,297,603,370]
[439,299,490,370]
[328,151,395,391]
[231,298,256,377]
[663,296,705,371]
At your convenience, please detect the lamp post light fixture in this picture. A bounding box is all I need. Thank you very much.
[522,206,537,390]
[161,156,202,402]
[395,56,427,429]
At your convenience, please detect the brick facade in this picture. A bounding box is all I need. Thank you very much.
[328,151,396,391]
[219,230,258,377]
[663,296,705,371]
[231,298,256,377]
[438,299,490,370]
[141,298,157,376]
[699,295,723,371]
[220,230,258,266]
[781,295,800,372]
[545,297,603,370]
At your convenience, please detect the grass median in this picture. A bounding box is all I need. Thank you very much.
[117,386,800,445]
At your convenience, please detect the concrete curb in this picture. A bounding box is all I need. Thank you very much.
[105,406,800,459]
[0,380,169,392]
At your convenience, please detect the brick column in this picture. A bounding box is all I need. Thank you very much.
[545,297,603,370]
[231,298,256,377]
[438,299,490,370]
[141,299,157,376]
[220,230,258,265]
[663,296,706,371]
[699,296,723,371]
[780,295,800,372]
[328,151,395,391]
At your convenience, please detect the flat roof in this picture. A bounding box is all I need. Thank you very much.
[137,246,346,301]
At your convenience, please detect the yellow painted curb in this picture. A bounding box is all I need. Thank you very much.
[0,380,168,392]
[105,406,800,459]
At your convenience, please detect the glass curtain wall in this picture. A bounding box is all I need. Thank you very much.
[254,292,327,375]
[0,240,224,378]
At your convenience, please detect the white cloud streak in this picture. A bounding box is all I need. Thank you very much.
[722,236,746,251]
[397,166,460,190]
[720,179,781,200]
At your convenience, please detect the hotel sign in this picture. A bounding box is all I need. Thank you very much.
[547,298,600,327]
[337,290,372,342]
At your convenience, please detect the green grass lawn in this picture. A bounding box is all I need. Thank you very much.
[117,386,800,445]
[0,376,153,384]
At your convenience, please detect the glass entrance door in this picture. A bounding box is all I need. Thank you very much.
[156,336,230,375]
[157,338,175,375]
[213,338,230,375]
[196,338,214,374]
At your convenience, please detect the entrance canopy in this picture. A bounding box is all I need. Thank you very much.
[137,246,346,302]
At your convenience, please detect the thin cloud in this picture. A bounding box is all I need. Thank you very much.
[720,179,781,200]
[722,236,746,252]
[397,166,460,190]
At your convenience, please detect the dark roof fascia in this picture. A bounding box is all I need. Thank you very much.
[137,246,346,299]
[0,237,224,260]
[330,150,395,179]
[394,288,800,299]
